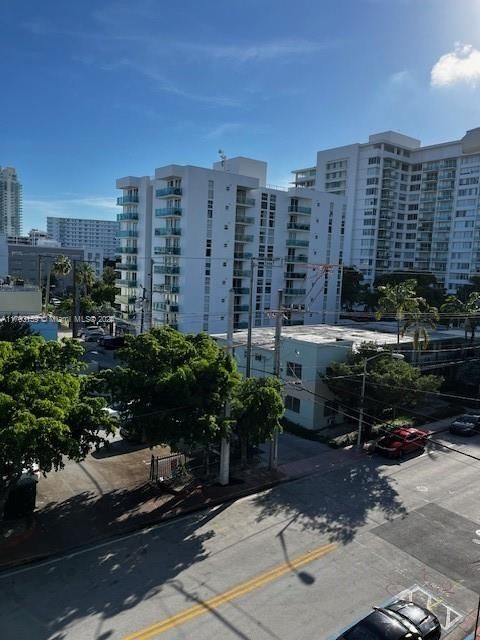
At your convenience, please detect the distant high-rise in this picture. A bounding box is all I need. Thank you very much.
[0,167,22,236]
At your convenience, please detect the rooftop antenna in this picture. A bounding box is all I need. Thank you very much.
[218,149,227,169]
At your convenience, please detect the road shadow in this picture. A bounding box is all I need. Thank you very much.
[253,458,407,545]
[0,485,233,640]
[91,440,149,459]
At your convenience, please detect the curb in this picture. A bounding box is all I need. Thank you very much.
[0,469,299,574]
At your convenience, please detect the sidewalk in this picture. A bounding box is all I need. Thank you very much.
[0,444,359,571]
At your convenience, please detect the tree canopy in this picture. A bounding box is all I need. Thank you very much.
[101,328,240,449]
[0,316,34,342]
[0,336,117,508]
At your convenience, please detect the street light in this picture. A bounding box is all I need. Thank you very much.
[357,351,405,448]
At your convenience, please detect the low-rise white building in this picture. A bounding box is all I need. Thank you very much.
[0,285,42,316]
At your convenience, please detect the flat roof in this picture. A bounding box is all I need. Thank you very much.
[213,322,468,351]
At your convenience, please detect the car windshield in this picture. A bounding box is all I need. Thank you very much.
[343,611,408,640]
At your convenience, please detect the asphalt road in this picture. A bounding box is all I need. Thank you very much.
[2,430,480,640]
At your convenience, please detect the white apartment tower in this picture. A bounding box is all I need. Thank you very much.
[47,216,119,259]
[115,157,346,335]
[293,127,480,294]
[0,167,22,236]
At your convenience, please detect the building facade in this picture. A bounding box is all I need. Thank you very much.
[115,157,346,335]
[292,127,480,294]
[7,245,84,294]
[47,216,119,261]
[0,167,22,236]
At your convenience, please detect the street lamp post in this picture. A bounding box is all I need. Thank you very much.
[357,351,405,448]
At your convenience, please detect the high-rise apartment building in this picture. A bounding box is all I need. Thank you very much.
[292,127,480,293]
[47,216,119,260]
[0,167,22,236]
[115,157,346,335]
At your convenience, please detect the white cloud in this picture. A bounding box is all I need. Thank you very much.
[387,70,412,87]
[179,39,331,62]
[431,43,480,88]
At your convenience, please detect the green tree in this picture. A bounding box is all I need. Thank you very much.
[325,343,443,438]
[91,281,117,307]
[102,328,239,448]
[374,271,445,308]
[402,301,439,363]
[456,275,480,302]
[440,293,480,342]
[375,279,424,345]
[44,255,72,312]
[102,266,117,286]
[232,377,284,466]
[0,316,34,342]
[0,336,117,512]
[341,267,369,311]
[76,263,96,296]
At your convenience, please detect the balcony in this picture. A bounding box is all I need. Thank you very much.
[117,212,139,221]
[234,252,253,260]
[284,272,306,279]
[116,263,138,271]
[236,197,255,207]
[288,206,311,215]
[155,303,179,312]
[234,235,254,243]
[155,207,182,217]
[235,216,255,224]
[154,247,181,256]
[117,194,139,205]
[155,228,181,236]
[117,279,138,287]
[285,255,308,263]
[235,304,249,312]
[117,230,139,238]
[233,270,252,277]
[156,187,182,197]
[234,287,250,295]
[287,223,310,231]
[235,321,249,329]
[154,266,180,275]
[116,246,138,254]
[286,239,309,248]
[115,294,137,305]
[153,284,180,294]
[284,288,306,296]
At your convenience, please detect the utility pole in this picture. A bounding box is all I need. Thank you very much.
[219,287,234,485]
[269,288,283,470]
[140,287,147,334]
[71,260,79,338]
[148,258,154,331]
[245,256,255,377]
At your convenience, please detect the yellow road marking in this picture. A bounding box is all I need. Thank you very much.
[123,542,337,640]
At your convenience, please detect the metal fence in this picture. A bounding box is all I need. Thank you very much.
[149,453,187,484]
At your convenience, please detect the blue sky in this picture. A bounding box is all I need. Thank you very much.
[2,0,480,231]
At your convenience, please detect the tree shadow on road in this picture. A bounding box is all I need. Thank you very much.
[253,458,407,545]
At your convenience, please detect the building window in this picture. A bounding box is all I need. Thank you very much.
[286,361,302,378]
[285,395,301,413]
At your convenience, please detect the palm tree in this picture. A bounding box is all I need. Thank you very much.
[44,255,72,313]
[375,279,422,345]
[76,263,96,296]
[402,301,439,364]
[440,293,480,342]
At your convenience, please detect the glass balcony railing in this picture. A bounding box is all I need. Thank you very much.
[284,272,306,279]
[234,287,250,295]
[233,252,253,260]
[153,284,180,294]
[116,246,138,254]
[234,235,254,243]
[235,304,249,311]
[286,239,309,247]
[233,270,252,277]
[288,206,311,214]
[236,197,255,207]
[235,216,255,224]
[117,230,138,238]
[287,223,310,231]
[156,187,182,197]
[155,228,181,236]
[115,294,137,305]
[285,255,308,263]
[117,194,139,205]
[155,208,182,217]
[284,288,306,296]
[117,279,138,287]
[155,303,179,312]
[116,263,138,270]
[117,211,139,221]
[154,247,181,255]
[154,266,180,275]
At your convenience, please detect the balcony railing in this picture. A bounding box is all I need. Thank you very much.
[117,230,139,238]
[154,266,180,275]
[234,252,253,260]
[117,279,138,287]
[288,206,311,214]
[236,197,255,207]
[235,216,255,224]
[153,284,180,294]
[155,228,181,236]
[115,294,137,305]
[156,187,182,197]
[234,287,250,295]
[155,208,182,217]
[116,263,138,271]
[287,223,310,231]
[235,304,249,312]
[116,246,138,254]
[286,239,309,248]
[235,321,249,329]
[284,272,306,279]
[285,255,308,263]
[117,212,139,221]
[117,194,139,205]
[234,235,254,243]
[233,270,252,277]
[154,247,181,255]
[284,288,306,296]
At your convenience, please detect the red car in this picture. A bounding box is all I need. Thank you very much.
[375,427,429,459]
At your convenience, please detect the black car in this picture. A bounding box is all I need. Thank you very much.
[337,600,441,640]
[100,336,125,350]
[449,414,480,436]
